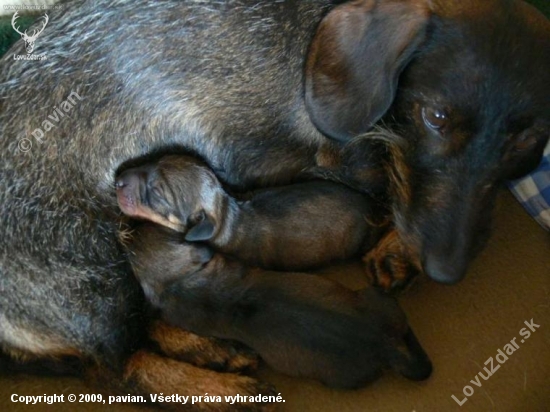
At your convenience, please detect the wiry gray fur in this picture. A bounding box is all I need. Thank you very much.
[0,0,336,364]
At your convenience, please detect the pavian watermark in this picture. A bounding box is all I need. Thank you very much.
[18,90,84,153]
[451,318,540,406]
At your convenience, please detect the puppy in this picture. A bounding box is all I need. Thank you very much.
[125,223,432,389]
[116,155,387,271]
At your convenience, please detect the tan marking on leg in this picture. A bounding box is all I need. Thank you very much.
[150,321,259,373]
[124,350,276,412]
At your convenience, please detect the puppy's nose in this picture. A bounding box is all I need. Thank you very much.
[115,171,142,192]
[115,170,145,216]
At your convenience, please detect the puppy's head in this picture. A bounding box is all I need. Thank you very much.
[127,223,215,305]
[307,0,550,284]
[116,155,223,241]
[361,288,432,380]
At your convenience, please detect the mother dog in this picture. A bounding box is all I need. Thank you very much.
[1,0,549,409]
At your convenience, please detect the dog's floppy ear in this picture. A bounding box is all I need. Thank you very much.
[185,210,216,242]
[306,0,430,141]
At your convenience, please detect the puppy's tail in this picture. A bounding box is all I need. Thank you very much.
[386,328,432,381]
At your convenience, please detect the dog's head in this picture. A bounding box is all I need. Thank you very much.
[306,0,550,284]
[115,155,222,241]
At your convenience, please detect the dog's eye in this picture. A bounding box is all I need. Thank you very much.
[422,106,448,130]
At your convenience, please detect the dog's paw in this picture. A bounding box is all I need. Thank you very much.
[363,229,421,292]
[149,321,259,373]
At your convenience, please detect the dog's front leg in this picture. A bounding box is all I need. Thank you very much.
[86,350,276,412]
[148,320,259,374]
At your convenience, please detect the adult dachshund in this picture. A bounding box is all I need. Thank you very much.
[0,0,549,409]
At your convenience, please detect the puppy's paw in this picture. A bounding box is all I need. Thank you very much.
[150,321,259,373]
[363,229,421,292]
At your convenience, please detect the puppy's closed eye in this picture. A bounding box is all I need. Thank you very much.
[150,186,164,198]
[146,183,174,213]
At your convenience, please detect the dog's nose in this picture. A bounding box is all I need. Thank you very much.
[423,254,467,285]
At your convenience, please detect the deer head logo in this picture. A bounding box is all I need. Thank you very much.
[12,12,49,54]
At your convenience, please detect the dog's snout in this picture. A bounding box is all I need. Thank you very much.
[116,170,146,216]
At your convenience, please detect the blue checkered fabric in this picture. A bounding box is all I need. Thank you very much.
[509,142,550,231]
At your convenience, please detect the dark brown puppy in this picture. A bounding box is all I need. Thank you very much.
[126,223,432,389]
[116,155,387,271]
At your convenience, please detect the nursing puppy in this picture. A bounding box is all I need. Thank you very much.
[116,155,387,271]
[125,223,432,389]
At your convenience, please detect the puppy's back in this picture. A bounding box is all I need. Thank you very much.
[229,181,387,270]
[215,271,430,387]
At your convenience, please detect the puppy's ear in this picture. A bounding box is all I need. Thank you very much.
[184,211,216,242]
[306,0,429,141]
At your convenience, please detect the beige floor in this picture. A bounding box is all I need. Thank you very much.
[1,191,549,412]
